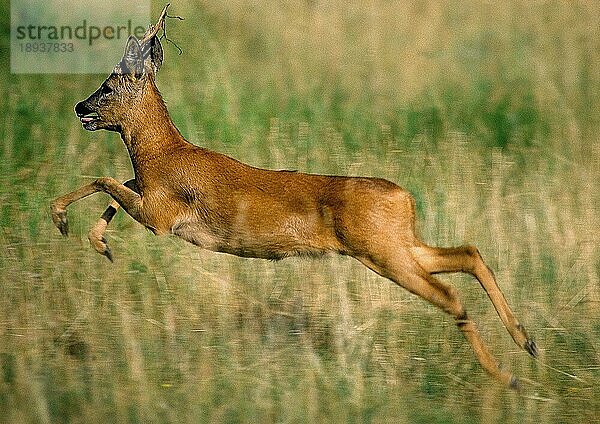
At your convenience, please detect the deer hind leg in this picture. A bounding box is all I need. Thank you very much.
[410,244,538,358]
[88,179,138,261]
[357,252,518,388]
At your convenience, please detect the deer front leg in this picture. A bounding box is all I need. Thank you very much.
[51,183,99,236]
[87,200,119,261]
[51,177,143,238]
[88,179,138,261]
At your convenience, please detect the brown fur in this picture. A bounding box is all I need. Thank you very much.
[51,5,537,388]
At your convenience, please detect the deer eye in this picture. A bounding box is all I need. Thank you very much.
[100,84,113,96]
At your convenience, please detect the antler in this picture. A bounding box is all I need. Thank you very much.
[140,3,170,44]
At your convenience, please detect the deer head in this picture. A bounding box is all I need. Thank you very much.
[74,4,169,132]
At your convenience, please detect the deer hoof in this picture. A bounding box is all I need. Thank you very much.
[100,242,114,262]
[524,339,539,358]
[88,231,114,262]
[51,206,69,236]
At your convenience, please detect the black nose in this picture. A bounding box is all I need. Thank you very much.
[75,101,94,117]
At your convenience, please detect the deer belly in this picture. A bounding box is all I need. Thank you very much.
[170,220,223,251]
[171,213,338,259]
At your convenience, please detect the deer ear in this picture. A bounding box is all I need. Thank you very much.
[149,36,163,73]
[121,36,144,78]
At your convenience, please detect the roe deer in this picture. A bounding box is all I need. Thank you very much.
[50,4,538,388]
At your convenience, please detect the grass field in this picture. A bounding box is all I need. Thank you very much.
[1,1,600,422]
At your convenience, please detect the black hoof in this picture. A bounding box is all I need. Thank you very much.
[55,214,69,236]
[90,235,114,262]
[524,339,539,358]
[509,375,521,391]
[58,220,69,236]
[102,245,114,262]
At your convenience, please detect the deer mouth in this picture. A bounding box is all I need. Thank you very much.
[77,112,102,130]
[78,112,100,123]
[75,100,105,130]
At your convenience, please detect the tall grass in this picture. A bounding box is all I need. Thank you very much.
[1,1,599,423]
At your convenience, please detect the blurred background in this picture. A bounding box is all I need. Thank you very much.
[1,1,599,422]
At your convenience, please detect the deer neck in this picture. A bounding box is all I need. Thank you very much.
[119,79,186,183]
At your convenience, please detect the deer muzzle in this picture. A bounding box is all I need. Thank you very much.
[75,101,101,130]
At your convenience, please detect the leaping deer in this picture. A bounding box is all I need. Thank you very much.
[51,4,538,388]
